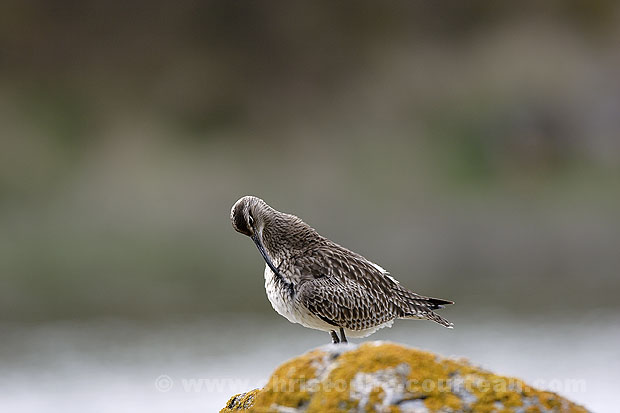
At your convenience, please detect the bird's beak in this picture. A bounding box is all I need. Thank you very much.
[251,232,284,278]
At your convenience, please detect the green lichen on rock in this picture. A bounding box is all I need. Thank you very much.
[220,341,589,413]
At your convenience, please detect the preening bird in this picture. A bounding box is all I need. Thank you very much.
[231,196,453,344]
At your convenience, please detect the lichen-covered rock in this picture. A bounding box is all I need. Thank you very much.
[221,389,260,412]
[220,341,589,413]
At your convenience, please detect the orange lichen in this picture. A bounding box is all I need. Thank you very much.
[366,386,385,412]
[220,388,260,412]
[251,349,324,411]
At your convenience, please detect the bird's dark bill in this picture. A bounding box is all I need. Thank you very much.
[252,234,283,278]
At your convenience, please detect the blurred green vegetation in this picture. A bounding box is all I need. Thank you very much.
[1,1,619,321]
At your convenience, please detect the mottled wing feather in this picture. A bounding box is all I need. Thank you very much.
[297,276,398,331]
[291,242,453,330]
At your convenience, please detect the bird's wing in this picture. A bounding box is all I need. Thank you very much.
[296,275,398,331]
[291,242,453,329]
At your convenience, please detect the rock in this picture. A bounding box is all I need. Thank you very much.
[222,389,260,411]
[220,341,589,413]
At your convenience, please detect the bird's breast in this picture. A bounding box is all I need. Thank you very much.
[263,264,298,323]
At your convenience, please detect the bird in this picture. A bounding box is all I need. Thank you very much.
[230,195,453,344]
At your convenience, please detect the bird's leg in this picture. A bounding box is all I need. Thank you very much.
[330,330,340,344]
[339,327,348,343]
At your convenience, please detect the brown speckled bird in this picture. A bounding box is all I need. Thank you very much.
[230,196,453,344]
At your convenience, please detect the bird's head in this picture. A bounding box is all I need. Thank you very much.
[231,196,282,275]
[230,195,269,237]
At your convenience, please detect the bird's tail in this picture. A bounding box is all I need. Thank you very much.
[401,310,454,328]
[396,290,455,328]
[423,311,454,328]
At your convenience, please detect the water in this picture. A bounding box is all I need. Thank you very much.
[1,312,617,412]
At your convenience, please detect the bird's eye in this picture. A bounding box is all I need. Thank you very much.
[248,214,254,227]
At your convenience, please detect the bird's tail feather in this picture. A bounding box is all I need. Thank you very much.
[392,285,454,327]
[424,311,454,328]
[401,311,453,328]
[393,286,454,310]
[425,296,454,310]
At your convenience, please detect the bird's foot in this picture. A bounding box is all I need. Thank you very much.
[330,330,340,344]
[339,327,348,343]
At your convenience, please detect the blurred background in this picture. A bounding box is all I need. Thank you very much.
[1,1,619,412]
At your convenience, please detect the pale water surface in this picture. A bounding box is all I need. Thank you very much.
[1,312,617,412]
